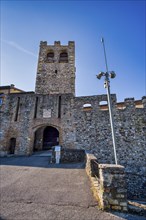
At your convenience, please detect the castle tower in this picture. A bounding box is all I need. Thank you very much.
[35,41,75,95]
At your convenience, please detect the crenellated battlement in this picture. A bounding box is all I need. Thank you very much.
[40,41,75,47]
[74,95,145,112]
[142,96,146,107]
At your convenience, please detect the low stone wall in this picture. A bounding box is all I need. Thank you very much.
[126,167,146,200]
[86,152,128,212]
[61,148,85,163]
[52,148,85,163]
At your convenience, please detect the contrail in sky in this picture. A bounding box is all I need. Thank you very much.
[2,40,37,58]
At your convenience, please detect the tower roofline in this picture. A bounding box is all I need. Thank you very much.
[40,41,75,47]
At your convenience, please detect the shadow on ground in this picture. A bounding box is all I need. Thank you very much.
[109,211,146,220]
[0,156,85,169]
[0,216,7,220]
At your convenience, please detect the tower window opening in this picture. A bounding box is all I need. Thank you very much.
[47,52,54,62]
[55,70,57,74]
[59,52,68,63]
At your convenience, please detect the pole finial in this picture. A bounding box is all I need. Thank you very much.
[101,37,104,43]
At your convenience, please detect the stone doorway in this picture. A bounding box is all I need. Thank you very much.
[33,126,59,151]
[43,126,59,150]
[9,138,16,154]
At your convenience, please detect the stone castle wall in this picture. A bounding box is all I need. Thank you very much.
[0,92,76,155]
[0,41,145,200]
[73,95,146,199]
[0,93,145,199]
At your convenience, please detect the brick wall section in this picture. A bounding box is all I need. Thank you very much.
[86,153,128,212]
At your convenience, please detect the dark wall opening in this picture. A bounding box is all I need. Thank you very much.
[9,138,16,154]
[43,126,59,150]
[59,52,68,63]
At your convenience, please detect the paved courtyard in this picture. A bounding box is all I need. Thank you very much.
[0,155,145,220]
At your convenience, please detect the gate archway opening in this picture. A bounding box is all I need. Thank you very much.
[43,126,59,150]
[33,126,59,151]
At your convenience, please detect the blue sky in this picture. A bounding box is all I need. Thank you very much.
[1,0,145,102]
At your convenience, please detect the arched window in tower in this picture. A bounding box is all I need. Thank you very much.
[46,52,54,62]
[59,52,68,63]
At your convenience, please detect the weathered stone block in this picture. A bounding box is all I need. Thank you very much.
[120,202,127,207]
[111,205,122,210]
[116,194,126,198]
[108,199,119,205]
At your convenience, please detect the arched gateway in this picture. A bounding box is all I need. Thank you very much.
[33,126,59,151]
[43,126,59,150]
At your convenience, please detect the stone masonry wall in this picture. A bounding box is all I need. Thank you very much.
[85,152,128,211]
[0,93,145,199]
[35,41,75,95]
[51,148,85,163]
[73,95,146,200]
[1,40,145,202]
[0,92,35,155]
[0,92,75,155]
